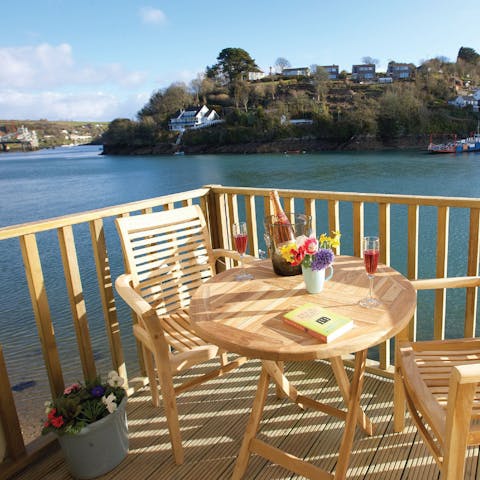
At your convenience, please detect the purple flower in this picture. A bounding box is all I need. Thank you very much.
[311,248,334,271]
[90,385,105,398]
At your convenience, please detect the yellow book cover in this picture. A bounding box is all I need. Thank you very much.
[283,303,353,343]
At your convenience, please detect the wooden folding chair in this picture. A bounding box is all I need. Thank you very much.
[394,276,480,479]
[115,205,250,464]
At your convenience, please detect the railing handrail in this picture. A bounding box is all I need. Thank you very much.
[0,187,211,240]
[210,185,480,208]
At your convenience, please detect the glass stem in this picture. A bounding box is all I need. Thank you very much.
[368,274,374,299]
[239,254,244,272]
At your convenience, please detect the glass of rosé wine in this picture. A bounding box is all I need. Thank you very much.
[359,236,380,308]
[232,222,253,281]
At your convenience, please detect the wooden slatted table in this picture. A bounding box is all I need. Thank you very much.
[190,256,416,480]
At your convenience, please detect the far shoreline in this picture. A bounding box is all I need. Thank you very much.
[102,133,431,156]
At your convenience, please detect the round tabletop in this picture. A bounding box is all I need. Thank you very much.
[189,256,417,362]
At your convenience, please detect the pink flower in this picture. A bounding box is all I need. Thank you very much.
[303,237,319,255]
[63,383,81,395]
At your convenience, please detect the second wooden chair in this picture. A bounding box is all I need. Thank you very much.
[394,276,480,479]
[115,205,250,464]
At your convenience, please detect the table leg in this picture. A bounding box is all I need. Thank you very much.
[330,356,373,435]
[334,349,368,480]
[231,365,270,480]
[263,360,306,409]
[275,361,286,398]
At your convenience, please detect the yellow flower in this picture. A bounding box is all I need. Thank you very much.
[318,231,341,249]
[279,242,296,262]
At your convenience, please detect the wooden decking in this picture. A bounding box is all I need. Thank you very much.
[11,359,480,480]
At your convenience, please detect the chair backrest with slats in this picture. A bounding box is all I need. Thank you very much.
[116,205,216,315]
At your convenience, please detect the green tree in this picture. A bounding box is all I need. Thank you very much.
[208,48,259,84]
[233,81,251,111]
[377,85,423,139]
[457,47,480,64]
[103,118,135,146]
[138,82,193,125]
[312,67,329,102]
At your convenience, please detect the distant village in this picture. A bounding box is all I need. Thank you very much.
[0,122,107,151]
[167,60,480,133]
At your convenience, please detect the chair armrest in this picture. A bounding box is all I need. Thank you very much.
[212,248,256,264]
[411,276,480,291]
[115,274,153,318]
[453,363,480,384]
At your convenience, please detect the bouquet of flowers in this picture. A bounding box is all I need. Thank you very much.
[279,231,341,271]
[42,371,126,435]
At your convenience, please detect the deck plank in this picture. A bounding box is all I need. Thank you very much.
[11,358,480,480]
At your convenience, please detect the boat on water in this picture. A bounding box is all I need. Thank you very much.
[428,130,480,154]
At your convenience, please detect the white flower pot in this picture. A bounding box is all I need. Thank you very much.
[57,397,128,479]
[302,265,333,293]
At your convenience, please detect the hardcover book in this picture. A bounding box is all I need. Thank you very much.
[283,303,353,343]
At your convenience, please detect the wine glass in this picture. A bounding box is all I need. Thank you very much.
[232,222,254,281]
[359,236,380,308]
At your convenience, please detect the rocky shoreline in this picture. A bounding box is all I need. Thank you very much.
[102,134,431,155]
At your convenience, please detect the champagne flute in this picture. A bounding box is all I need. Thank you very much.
[233,222,254,281]
[359,236,380,308]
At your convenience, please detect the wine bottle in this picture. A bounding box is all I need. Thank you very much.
[269,190,295,245]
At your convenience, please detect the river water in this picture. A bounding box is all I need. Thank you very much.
[1,145,480,440]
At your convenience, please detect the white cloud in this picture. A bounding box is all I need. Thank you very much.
[0,89,150,121]
[139,7,166,25]
[0,43,147,89]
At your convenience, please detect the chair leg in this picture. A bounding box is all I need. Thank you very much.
[393,333,409,433]
[154,346,184,465]
[393,363,406,432]
[143,346,159,407]
[442,381,476,480]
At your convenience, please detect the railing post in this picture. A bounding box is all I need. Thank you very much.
[19,234,64,397]
[304,198,316,238]
[434,206,449,340]
[379,203,391,266]
[465,208,480,337]
[245,194,259,257]
[379,203,391,370]
[352,202,364,257]
[89,219,127,383]
[407,204,419,341]
[328,200,340,254]
[206,186,230,271]
[0,346,25,461]
[58,226,97,381]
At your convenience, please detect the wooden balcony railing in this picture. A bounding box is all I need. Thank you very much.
[1,185,480,477]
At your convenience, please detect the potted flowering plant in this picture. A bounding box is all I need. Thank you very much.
[280,231,341,293]
[42,370,128,479]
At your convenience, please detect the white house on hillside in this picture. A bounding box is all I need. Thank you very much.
[282,67,310,77]
[247,71,266,81]
[169,105,221,132]
[449,95,476,108]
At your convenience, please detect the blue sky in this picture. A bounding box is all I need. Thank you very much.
[1,0,479,121]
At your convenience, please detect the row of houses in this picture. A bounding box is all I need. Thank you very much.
[248,62,415,83]
[449,89,480,111]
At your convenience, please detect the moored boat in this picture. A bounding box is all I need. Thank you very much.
[428,130,480,154]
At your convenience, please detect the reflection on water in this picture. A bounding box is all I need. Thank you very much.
[1,145,480,440]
